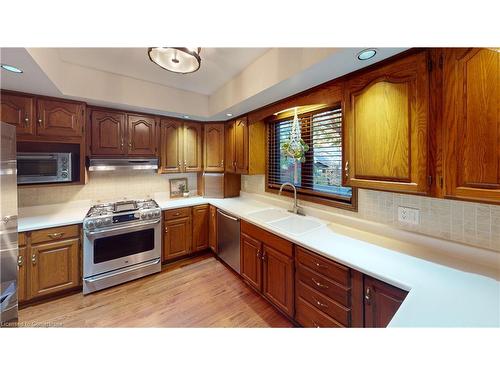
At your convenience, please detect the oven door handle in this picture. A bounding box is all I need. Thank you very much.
[84,258,161,283]
[85,220,160,238]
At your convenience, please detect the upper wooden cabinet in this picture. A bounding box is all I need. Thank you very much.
[90,110,126,155]
[89,109,157,157]
[225,116,265,175]
[37,99,85,138]
[159,119,203,173]
[442,48,500,204]
[0,92,35,135]
[1,92,85,139]
[183,121,203,172]
[344,51,430,194]
[204,123,225,172]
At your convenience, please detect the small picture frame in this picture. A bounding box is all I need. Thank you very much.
[169,177,189,198]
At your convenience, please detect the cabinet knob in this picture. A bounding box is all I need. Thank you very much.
[129,142,132,150]
[37,118,42,126]
[344,161,350,178]
[121,138,124,149]
[314,298,328,308]
[221,159,224,166]
[17,255,23,267]
[31,253,37,265]
[311,320,320,328]
[315,262,328,269]
[311,278,328,289]
[256,250,261,259]
[24,113,29,125]
[365,287,372,304]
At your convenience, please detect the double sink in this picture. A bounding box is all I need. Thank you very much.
[246,207,324,236]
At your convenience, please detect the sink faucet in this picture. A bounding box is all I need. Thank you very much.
[278,182,305,216]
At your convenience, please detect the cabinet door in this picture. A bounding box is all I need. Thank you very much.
[160,118,183,173]
[183,121,203,172]
[163,217,192,260]
[90,110,126,156]
[208,205,217,252]
[17,246,27,303]
[192,205,209,252]
[225,121,236,173]
[344,52,429,194]
[262,245,294,317]
[364,276,408,328]
[127,115,156,156]
[29,238,80,299]
[36,99,84,137]
[443,48,500,203]
[204,123,225,172]
[234,117,249,174]
[0,93,35,135]
[240,233,262,290]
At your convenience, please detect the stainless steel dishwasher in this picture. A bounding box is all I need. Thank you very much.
[217,209,240,274]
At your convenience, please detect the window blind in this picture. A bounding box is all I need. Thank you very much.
[267,107,352,202]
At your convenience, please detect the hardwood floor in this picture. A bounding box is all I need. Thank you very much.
[18,253,294,328]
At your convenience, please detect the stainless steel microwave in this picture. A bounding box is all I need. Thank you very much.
[17,152,73,184]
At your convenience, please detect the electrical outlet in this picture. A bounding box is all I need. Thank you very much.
[398,206,420,225]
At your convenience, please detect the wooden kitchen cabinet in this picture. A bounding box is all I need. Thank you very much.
[183,121,203,172]
[163,209,192,261]
[0,92,35,135]
[344,51,430,195]
[90,110,126,156]
[225,116,265,174]
[159,119,202,173]
[29,237,80,300]
[363,275,408,328]
[204,123,225,172]
[240,221,294,318]
[208,205,217,252]
[17,233,28,303]
[36,98,85,138]
[442,48,500,204]
[127,115,157,156]
[192,205,209,252]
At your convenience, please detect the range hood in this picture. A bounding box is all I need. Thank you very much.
[88,158,158,171]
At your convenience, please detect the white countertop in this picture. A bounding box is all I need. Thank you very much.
[18,195,500,327]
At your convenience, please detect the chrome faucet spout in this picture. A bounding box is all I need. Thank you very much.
[278,182,304,215]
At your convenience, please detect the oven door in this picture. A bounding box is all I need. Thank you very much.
[83,220,161,278]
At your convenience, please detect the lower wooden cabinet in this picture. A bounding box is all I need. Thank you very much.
[363,275,408,328]
[192,205,209,252]
[18,225,81,304]
[29,238,80,299]
[163,215,192,261]
[208,205,217,252]
[240,221,294,318]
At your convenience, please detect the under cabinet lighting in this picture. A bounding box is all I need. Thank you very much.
[357,49,377,61]
[1,64,23,73]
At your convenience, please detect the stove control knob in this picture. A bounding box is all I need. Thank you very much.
[96,219,103,227]
[104,217,112,225]
[154,211,160,218]
[141,212,147,219]
[147,212,153,219]
[86,221,95,229]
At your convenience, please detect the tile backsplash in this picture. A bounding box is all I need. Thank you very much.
[242,175,500,252]
[18,171,198,207]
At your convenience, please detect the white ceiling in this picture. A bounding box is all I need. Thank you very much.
[57,48,269,95]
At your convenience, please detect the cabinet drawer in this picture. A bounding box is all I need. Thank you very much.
[241,220,293,257]
[296,280,350,326]
[164,207,191,220]
[295,296,344,328]
[296,246,350,286]
[18,232,27,247]
[296,265,351,307]
[31,225,80,245]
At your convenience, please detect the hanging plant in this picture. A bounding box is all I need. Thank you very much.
[281,107,309,162]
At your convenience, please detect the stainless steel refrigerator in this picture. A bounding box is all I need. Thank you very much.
[0,122,18,325]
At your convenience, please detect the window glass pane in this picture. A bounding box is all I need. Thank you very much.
[278,121,301,185]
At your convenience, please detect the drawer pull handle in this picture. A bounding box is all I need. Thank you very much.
[311,278,329,289]
[48,232,64,239]
[315,299,328,308]
[31,254,37,265]
[365,287,372,305]
[315,262,328,269]
[174,212,180,216]
[256,250,261,259]
[312,320,321,328]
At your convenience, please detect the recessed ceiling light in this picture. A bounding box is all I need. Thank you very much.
[183,115,190,119]
[226,113,233,117]
[1,64,23,73]
[357,49,377,61]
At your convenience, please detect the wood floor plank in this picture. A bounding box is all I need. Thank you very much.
[19,254,294,328]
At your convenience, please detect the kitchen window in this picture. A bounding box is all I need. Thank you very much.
[266,106,356,210]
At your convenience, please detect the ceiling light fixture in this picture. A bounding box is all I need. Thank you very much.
[1,64,23,73]
[226,113,233,117]
[148,47,201,74]
[357,49,377,61]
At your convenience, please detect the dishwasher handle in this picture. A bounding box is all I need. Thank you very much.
[217,209,240,222]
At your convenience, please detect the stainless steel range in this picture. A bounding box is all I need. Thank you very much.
[83,199,162,294]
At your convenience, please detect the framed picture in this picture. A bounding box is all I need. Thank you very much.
[169,177,189,198]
